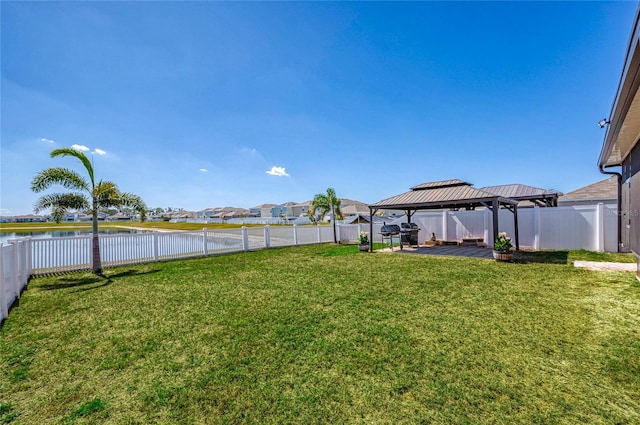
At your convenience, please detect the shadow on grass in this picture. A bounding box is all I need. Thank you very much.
[39,268,162,291]
[513,250,569,265]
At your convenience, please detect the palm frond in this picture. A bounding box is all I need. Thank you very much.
[94,181,120,205]
[51,148,95,186]
[33,192,89,216]
[31,168,90,193]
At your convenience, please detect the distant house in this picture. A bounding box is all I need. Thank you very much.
[291,201,313,217]
[251,204,275,218]
[197,208,217,219]
[61,212,105,222]
[13,214,47,223]
[271,202,297,218]
[558,177,617,206]
[197,207,249,220]
[63,213,76,222]
[340,200,370,217]
[106,213,131,221]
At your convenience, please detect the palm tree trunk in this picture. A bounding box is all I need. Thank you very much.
[91,201,103,274]
[331,205,337,243]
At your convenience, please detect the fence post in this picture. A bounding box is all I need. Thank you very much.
[534,207,541,250]
[0,243,7,321]
[597,203,605,252]
[265,225,271,248]
[153,232,159,262]
[26,237,33,278]
[317,224,321,243]
[293,224,298,246]
[203,228,208,256]
[337,224,341,243]
[9,240,19,300]
[483,209,490,246]
[242,226,249,251]
[442,210,448,241]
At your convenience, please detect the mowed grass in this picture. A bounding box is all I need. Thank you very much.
[1,244,639,424]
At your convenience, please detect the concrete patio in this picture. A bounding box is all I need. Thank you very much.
[379,244,494,259]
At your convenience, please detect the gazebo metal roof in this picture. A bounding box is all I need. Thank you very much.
[371,183,517,210]
[479,184,561,207]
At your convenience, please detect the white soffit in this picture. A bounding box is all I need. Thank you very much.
[605,86,640,167]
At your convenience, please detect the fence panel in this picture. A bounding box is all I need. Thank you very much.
[157,232,204,260]
[1,243,17,321]
[1,240,31,321]
[539,206,597,250]
[447,210,487,241]
[101,233,156,267]
[319,226,335,243]
[268,226,295,247]
[296,225,321,245]
[32,236,90,274]
[205,228,245,254]
[412,213,444,244]
[245,227,268,250]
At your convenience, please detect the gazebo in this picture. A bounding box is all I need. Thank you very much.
[367,179,520,252]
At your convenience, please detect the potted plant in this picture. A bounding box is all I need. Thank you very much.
[359,232,369,252]
[493,232,513,261]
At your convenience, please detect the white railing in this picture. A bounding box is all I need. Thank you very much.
[24,224,378,276]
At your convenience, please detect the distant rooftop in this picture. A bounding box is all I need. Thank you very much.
[560,176,617,200]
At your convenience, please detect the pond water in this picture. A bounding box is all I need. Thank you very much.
[0,229,150,245]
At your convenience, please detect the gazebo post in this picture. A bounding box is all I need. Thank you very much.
[368,207,376,252]
[513,204,520,250]
[492,200,499,247]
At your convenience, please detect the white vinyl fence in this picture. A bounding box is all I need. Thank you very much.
[24,224,380,275]
[0,206,621,322]
[1,239,31,321]
[399,204,619,252]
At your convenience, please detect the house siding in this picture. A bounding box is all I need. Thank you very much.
[624,143,640,278]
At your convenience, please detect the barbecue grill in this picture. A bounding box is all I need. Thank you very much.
[400,222,420,247]
[380,223,401,251]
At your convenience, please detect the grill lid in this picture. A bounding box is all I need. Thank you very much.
[380,224,401,235]
[401,222,420,231]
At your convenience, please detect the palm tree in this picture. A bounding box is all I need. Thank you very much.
[31,148,147,274]
[312,188,343,243]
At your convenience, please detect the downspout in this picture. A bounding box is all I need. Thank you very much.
[598,164,622,252]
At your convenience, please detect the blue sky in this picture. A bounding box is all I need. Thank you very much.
[1,1,637,215]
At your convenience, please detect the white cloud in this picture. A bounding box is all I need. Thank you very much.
[40,138,55,144]
[266,166,290,177]
[199,168,208,172]
[93,148,106,155]
[71,144,90,152]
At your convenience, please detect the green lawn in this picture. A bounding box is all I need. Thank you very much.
[1,244,638,424]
